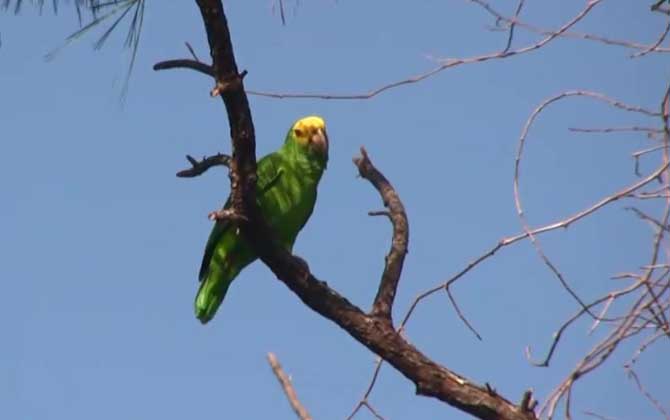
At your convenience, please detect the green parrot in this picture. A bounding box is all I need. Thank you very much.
[194,115,329,324]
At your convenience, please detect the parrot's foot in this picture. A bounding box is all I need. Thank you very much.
[208,209,249,223]
[210,70,248,97]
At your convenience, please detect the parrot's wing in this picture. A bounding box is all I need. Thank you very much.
[197,153,284,282]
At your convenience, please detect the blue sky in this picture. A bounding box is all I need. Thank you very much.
[1,1,669,419]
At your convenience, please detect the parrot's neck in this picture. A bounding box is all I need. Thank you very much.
[281,142,327,182]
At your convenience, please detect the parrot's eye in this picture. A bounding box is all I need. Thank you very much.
[294,128,304,137]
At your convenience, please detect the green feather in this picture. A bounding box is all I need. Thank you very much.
[194,116,328,324]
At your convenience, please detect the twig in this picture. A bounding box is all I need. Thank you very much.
[154,58,213,76]
[361,401,386,420]
[502,0,525,53]
[583,410,617,420]
[446,285,482,340]
[626,206,670,232]
[627,328,667,365]
[267,353,312,420]
[626,368,670,420]
[514,91,664,319]
[634,145,667,176]
[525,285,636,368]
[346,357,385,420]
[278,0,286,26]
[156,0,604,101]
[568,126,663,134]
[519,389,534,413]
[176,153,230,178]
[185,41,199,61]
[632,16,670,58]
[652,0,667,12]
[652,0,670,16]
[473,0,670,54]
[588,294,615,335]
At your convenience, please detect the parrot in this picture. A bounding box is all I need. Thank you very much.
[194,115,329,324]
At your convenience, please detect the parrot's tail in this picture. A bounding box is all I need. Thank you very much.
[194,268,233,324]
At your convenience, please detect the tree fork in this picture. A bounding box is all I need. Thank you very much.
[184,1,538,418]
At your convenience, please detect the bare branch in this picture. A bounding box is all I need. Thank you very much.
[514,91,665,319]
[501,0,525,53]
[153,58,213,77]
[157,0,604,101]
[346,358,385,420]
[626,368,670,420]
[354,147,409,321]
[176,153,230,178]
[244,0,602,100]
[473,0,670,54]
[362,401,386,420]
[446,286,482,340]
[185,41,200,61]
[525,280,645,368]
[652,0,670,16]
[631,16,670,58]
[519,389,535,414]
[267,353,312,420]
[568,126,663,134]
[583,410,617,420]
[627,206,670,232]
[350,150,668,410]
[587,294,614,334]
[188,2,538,419]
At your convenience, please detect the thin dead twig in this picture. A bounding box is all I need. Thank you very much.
[583,410,617,420]
[513,91,661,319]
[501,0,525,53]
[473,0,670,54]
[156,0,604,101]
[346,357,385,420]
[267,353,312,420]
[176,153,231,178]
[569,126,663,134]
[632,16,670,58]
[626,368,670,420]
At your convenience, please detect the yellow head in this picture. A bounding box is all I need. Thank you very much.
[288,115,329,161]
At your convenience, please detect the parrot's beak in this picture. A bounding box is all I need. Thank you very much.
[311,128,329,159]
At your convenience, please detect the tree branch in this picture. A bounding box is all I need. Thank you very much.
[354,147,409,322]
[267,353,312,420]
[158,1,605,102]
[189,1,537,419]
[193,0,258,230]
[153,58,213,77]
[176,153,230,178]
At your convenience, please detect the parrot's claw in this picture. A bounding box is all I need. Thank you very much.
[208,209,248,223]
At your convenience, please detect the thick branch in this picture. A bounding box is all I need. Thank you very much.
[194,0,257,223]
[257,248,536,420]
[192,1,536,419]
[354,147,409,322]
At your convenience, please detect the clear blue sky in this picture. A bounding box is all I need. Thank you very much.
[1,1,668,419]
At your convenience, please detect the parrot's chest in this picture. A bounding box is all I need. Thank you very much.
[259,177,318,243]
